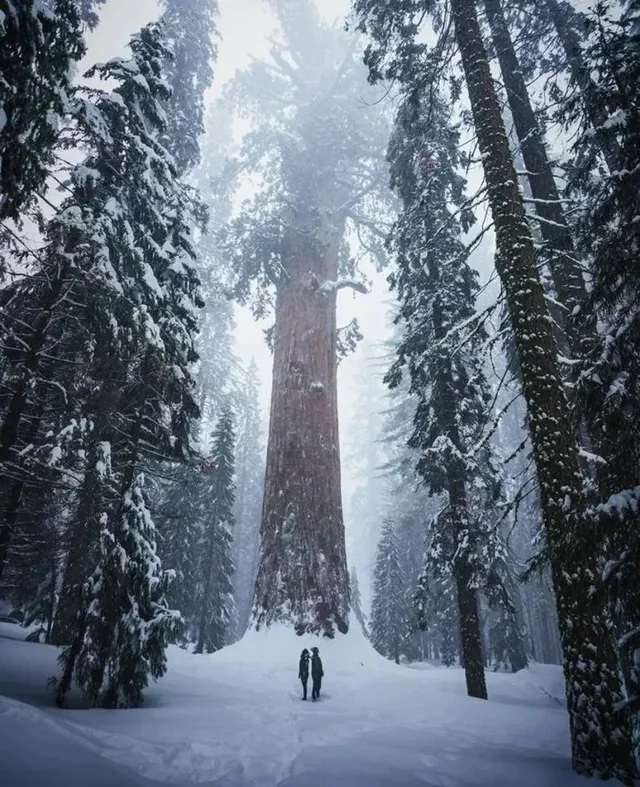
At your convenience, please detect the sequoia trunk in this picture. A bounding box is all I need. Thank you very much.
[252,210,349,636]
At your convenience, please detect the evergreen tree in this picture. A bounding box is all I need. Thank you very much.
[231,360,264,638]
[226,0,391,635]
[154,462,206,636]
[76,0,106,29]
[355,0,634,777]
[349,565,368,637]
[415,571,459,666]
[159,0,219,174]
[72,472,181,708]
[370,520,406,664]
[0,0,85,223]
[561,2,640,766]
[194,408,236,654]
[385,84,494,699]
[47,21,203,706]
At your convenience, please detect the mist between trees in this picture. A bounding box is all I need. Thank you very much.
[0,0,639,780]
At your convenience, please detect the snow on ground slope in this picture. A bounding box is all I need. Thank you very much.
[0,620,603,786]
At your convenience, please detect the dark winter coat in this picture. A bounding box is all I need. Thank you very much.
[299,653,309,679]
[311,653,323,680]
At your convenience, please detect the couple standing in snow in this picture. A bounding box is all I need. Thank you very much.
[298,647,323,701]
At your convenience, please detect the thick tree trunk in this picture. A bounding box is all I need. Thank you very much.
[252,212,349,637]
[450,0,633,778]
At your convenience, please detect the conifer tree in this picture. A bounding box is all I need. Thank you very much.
[0,0,85,222]
[385,84,495,699]
[370,520,406,664]
[349,565,368,637]
[48,21,203,705]
[194,408,236,653]
[72,472,181,708]
[76,0,106,29]
[155,463,206,634]
[226,0,390,635]
[159,0,219,174]
[562,2,640,765]
[415,572,459,666]
[355,0,633,777]
[232,360,264,638]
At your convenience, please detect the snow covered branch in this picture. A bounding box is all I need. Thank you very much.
[307,272,368,296]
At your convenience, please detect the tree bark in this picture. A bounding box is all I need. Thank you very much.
[431,272,488,699]
[252,209,349,637]
[450,0,633,778]
[450,481,488,700]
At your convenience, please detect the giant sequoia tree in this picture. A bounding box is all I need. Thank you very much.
[225,0,390,636]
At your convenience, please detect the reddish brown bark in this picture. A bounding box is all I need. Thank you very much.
[253,209,349,636]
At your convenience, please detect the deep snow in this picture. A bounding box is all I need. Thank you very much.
[0,620,601,786]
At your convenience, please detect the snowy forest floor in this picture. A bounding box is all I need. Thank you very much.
[0,620,602,787]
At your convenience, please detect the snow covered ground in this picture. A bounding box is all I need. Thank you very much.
[0,620,600,786]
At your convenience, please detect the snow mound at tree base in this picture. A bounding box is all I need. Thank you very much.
[212,615,390,671]
[0,623,588,787]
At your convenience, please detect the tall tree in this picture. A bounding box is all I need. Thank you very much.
[231,360,264,638]
[355,0,634,778]
[370,520,406,664]
[385,84,501,698]
[0,0,84,223]
[563,1,640,767]
[159,0,218,174]
[482,0,587,360]
[44,21,203,705]
[194,408,236,654]
[225,0,390,635]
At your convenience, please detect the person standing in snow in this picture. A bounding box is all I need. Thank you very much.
[298,648,310,700]
[311,646,323,701]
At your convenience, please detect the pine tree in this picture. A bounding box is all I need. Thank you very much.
[482,0,588,363]
[50,21,203,705]
[194,408,236,654]
[415,571,459,666]
[76,0,106,30]
[0,0,85,222]
[154,462,206,636]
[561,2,640,767]
[349,565,368,637]
[231,360,264,638]
[159,0,219,174]
[370,520,406,664]
[71,473,181,708]
[355,0,633,777]
[385,84,493,699]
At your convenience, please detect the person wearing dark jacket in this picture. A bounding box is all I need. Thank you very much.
[311,647,323,701]
[298,649,310,700]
